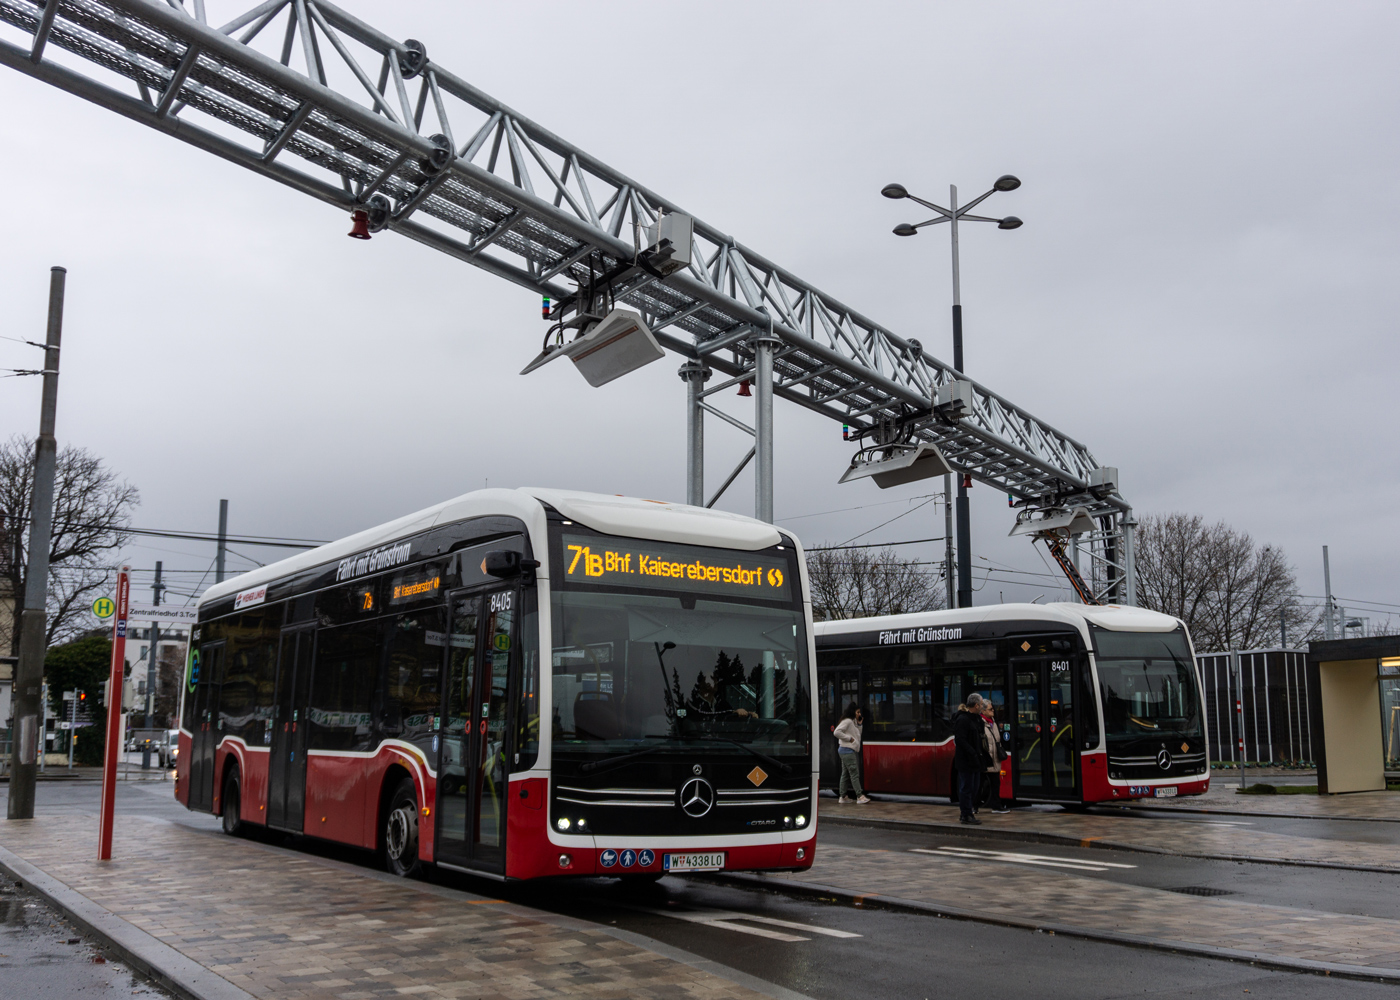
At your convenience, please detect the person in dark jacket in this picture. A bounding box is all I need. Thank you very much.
[953,694,993,824]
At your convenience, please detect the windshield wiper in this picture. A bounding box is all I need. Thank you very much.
[577,740,673,775]
[578,734,796,777]
[694,736,794,776]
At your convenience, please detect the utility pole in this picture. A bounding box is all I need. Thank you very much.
[943,477,955,609]
[1322,546,1334,641]
[141,561,162,771]
[882,175,1021,609]
[8,266,66,821]
[949,186,973,609]
[1280,608,1288,649]
[215,499,228,584]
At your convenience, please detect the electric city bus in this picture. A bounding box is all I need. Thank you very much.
[176,488,817,881]
[815,604,1209,806]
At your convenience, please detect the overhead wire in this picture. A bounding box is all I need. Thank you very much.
[836,495,941,547]
[777,493,943,523]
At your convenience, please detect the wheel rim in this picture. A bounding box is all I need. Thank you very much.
[386,805,415,863]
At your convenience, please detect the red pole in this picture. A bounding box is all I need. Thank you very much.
[98,567,130,860]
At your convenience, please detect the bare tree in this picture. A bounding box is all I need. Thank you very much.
[0,435,139,653]
[807,546,946,621]
[1134,512,1318,651]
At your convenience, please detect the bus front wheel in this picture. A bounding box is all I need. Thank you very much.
[221,770,243,837]
[384,778,422,878]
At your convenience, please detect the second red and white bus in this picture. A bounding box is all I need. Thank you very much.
[177,488,817,880]
[815,604,1209,805]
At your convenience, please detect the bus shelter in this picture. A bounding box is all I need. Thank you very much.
[1306,636,1400,794]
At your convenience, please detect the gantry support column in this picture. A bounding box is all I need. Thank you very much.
[678,360,711,507]
[752,322,779,525]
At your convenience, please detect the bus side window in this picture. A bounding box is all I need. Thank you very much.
[380,609,445,757]
[513,602,540,771]
[310,621,381,752]
[1078,658,1101,750]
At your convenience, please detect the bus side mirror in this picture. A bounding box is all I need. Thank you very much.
[482,550,540,582]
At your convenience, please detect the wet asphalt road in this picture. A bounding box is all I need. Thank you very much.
[0,875,173,999]
[3,778,1398,1000]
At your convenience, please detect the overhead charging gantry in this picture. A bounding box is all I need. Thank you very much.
[0,0,1135,606]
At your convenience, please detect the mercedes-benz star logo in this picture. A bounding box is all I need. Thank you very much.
[1157,749,1173,771]
[679,777,715,818]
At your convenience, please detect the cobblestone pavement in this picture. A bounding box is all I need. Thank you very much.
[0,816,778,1000]
[822,798,1400,869]
[756,841,1400,973]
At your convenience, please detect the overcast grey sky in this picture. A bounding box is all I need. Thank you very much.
[1,1,1396,629]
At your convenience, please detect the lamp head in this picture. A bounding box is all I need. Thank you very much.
[997,216,1023,230]
[881,183,908,199]
[993,174,1021,192]
[893,223,919,237]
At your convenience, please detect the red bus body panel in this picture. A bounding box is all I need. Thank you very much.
[861,742,952,796]
[858,744,1206,805]
[198,746,810,879]
[174,730,191,806]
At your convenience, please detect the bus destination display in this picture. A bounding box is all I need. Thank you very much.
[562,533,791,602]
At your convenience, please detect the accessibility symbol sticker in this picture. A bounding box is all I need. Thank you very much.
[599,849,618,868]
[638,849,655,867]
[619,849,637,868]
[92,597,115,619]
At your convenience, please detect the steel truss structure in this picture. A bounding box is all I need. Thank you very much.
[0,0,1136,604]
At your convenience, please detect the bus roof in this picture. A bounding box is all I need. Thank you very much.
[197,487,784,608]
[813,602,1183,637]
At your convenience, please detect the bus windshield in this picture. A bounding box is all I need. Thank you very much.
[1095,629,1202,738]
[551,588,810,757]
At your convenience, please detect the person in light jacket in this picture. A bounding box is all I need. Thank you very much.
[980,700,1010,814]
[833,703,870,804]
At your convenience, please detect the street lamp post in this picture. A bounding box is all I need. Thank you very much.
[881,176,1022,609]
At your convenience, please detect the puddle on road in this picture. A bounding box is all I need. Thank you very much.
[0,879,173,997]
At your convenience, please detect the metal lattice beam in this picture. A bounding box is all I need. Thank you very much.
[0,0,1129,520]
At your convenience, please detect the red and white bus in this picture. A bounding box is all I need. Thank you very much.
[177,488,817,881]
[815,604,1209,806]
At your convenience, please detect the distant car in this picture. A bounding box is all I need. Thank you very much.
[161,728,180,768]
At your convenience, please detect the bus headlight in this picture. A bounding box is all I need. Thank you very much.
[556,817,571,831]
[576,818,587,830]
[796,814,806,827]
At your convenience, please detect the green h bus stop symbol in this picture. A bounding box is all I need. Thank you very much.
[92,597,115,619]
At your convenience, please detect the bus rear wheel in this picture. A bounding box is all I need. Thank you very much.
[384,778,422,878]
[221,770,243,837]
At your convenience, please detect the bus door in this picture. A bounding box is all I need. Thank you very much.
[817,668,860,788]
[188,641,224,812]
[1009,656,1079,799]
[437,584,516,873]
[267,627,314,831]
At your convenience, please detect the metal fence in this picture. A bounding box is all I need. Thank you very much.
[1197,649,1313,765]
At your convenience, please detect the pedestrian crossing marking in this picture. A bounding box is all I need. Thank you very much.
[912,846,1137,873]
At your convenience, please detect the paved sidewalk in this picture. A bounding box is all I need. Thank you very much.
[0,815,788,1000]
[1139,783,1400,822]
[822,798,1400,870]
[749,842,1400,977]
